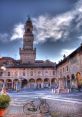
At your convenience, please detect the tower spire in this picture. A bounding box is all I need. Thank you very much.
[27,15,30,20]
[24,16,33,33]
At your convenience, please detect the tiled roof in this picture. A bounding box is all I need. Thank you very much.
[6,62,56,68]
[0,57,15,60]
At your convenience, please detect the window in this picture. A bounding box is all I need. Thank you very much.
[60,69,62,73]
[71,74,75,80]
[66,66,68,71]
[0,72,3,76]
[15,71,17,76]
[63,68,64,72]
[8,72,10,76]
[38,71,41,74]
[23,72,25,76]
[30,71,33,76]
[45,71,48,73]
[53,71,55,75]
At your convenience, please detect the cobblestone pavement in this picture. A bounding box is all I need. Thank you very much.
[5,89,82,117]
[5,106,51,117]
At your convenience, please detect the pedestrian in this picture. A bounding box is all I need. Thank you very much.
[54,82,59,94]
[52,88,54,93]
[54,88,56,93]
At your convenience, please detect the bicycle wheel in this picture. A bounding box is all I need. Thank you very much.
[23,102,37,115]
[39,101,50,114]
[23,103,31,115]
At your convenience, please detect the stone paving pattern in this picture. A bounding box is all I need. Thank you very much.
[4,90,82,117]
[48,99,82,115]
[5,100,82,117]
[5,113,42,117]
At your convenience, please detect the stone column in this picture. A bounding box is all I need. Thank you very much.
[19,80,22,90]
[49,80,51,88]
[12,80,14,90]
[34,81,36,88]
[41,82,44,88]
[59,78,65,93]
[3,80,6,88]
[28,81,30,88]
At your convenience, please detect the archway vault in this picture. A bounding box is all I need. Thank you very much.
[21,79,28,88]
[6,79,12,89]
[29,78,35,88]
[36,78,42,89]
[44,78,50,88]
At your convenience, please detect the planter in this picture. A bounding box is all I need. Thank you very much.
[0,94,10,117]
[0,108,7,117]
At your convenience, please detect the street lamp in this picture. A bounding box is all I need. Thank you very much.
[0,65,7,95]
[0,66,6,88]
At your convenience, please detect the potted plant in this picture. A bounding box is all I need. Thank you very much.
[0,94,10,117]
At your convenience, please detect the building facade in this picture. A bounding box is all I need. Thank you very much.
[0,18,82,91]
[56,45,82,91]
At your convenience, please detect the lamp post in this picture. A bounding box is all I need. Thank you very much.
[19,78,22,91]
[0,65,7,94]
[0,66,6,87]
[15,77,22,92]
[1,66,6,88]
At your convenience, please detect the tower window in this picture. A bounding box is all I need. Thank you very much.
[27,28,30,32]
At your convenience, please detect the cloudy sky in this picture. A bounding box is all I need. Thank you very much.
[0,0,82,63]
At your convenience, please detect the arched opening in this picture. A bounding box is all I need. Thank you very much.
[6,79,12,89]
[67,75,71,89]
[13,79,19,90]
[36,78,42,89]
[76,72,81,80]
[63,76,67,88]
[76,72,82,90]
[51,78,58,88]
[44,78,50,88]
[21,79,28,88]
[0,79,4,90]
[71,74,75,80]
[29,79,35,88]
[71,74,77,89]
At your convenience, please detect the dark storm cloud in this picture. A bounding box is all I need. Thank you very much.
[0,0,77,32]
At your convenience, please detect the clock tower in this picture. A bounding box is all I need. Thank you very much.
[20,17,36,63]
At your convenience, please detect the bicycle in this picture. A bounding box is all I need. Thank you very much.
[23,98,50,115]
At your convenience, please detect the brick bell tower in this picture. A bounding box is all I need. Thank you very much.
[20,17,36,63]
